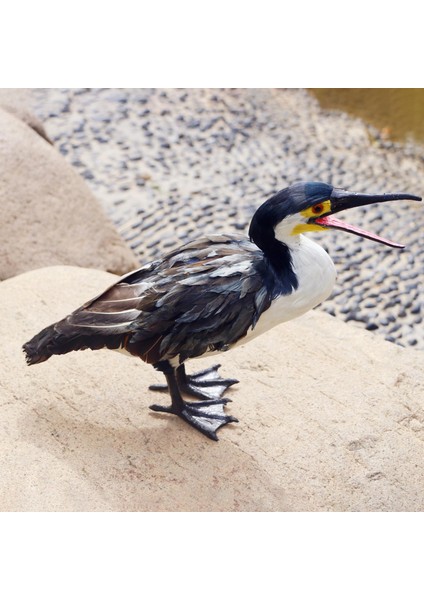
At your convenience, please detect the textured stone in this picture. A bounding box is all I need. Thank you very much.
[0,107,139,280]
[1,265,423,511]
[0,88,51,143]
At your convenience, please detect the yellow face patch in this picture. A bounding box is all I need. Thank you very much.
[291,199,332,236]
[292,223,326,235]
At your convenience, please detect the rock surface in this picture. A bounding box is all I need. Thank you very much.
[1,265,423,511]
[0,88,50,142]
[0,107,138,281]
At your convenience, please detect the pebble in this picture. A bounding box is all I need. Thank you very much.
[30,88,424,350]
[385,335,397,343]
[81,169,94,180]
[128,152,143,161]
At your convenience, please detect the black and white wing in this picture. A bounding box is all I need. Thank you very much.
[23,235,273,365]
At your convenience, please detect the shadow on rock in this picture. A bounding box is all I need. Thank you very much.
[21,403,287,511]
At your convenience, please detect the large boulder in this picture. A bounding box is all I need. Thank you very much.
[0,106,139,280]
[1,265,423,511]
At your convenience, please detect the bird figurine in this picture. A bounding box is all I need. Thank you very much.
[23,182,421,440]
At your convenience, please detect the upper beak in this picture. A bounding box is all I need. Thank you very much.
[314,187,422,248]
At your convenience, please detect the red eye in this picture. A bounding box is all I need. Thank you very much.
[312,204,324,215]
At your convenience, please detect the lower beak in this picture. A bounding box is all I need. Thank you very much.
[314,188,422,248]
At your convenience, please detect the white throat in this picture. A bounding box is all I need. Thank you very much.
[274,214,304,249]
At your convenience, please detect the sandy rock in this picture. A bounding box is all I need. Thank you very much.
[1,265,424,511]
[0,88,51,142]
[0,107,139,281]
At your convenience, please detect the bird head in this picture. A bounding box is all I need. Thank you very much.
[249,181,421,256]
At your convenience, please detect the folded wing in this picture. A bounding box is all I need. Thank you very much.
[24,235,272,365]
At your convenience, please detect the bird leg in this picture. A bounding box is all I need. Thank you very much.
[149,362,238,441]
[149,363,239,401]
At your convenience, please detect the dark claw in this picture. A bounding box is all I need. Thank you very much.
[149,383,168,392]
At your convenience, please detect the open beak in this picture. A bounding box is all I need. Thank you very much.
[314,188,422,248]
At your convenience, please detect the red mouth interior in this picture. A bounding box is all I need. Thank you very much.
[315,215,404,249]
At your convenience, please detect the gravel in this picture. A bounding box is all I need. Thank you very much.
[30,88,424,350]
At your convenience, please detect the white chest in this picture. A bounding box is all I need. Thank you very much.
[232,235,336,347]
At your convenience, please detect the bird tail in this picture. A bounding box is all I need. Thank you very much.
[23,321,69,365]
[23,276,145,366]
[22,317,104,365]
[23,314,131,366]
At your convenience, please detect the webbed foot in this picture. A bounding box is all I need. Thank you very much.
[149,398,238,441]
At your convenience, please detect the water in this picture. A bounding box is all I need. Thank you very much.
[309,89,424,145]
